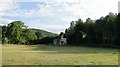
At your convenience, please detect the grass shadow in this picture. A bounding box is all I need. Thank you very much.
[26,44,118,54]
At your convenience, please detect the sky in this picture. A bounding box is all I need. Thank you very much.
[0,0,119,34]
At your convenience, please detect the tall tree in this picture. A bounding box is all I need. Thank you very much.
[65,12,119,47]
[3,21,37,44]
[7,21,25,44]
[114,13,120,45]
[65,21,76,44]
[103,13,117,44]
[22,29,37,44]
[74,19,84,44]
[84,18,95,43]
[2,26,9,44]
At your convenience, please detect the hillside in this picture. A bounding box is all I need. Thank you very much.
[0,25,58,39]
[31,28,58,38]
[0,25,58,37]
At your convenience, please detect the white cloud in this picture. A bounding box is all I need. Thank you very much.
[29,22,67,33]
[0,2,18,12]
[35,0,119,22]
[118,1,120,13]
[5,0,80,3]
[0,18,14,26]
[0,0,119,33]
[63,0,119,21]
[0,2,20,26]
[0,1,19,17]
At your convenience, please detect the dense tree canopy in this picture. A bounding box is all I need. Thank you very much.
[2,21,37,44]
[1,12,119,48]
[65,13,119,48]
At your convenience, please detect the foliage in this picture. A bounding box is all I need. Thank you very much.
[2,21,37,44]
[65,13,119,47]
[1,12,119,48]
[35,32,43,39]
[1,21,58,45]
[114,13,120,46]
[32,29,58,38]
[38,37,55,44]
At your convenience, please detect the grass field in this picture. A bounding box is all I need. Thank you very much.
[2,44,118,65]
[0,45,2,66]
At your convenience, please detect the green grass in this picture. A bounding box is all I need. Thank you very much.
[2,44,118,65]
[0,45,2,66]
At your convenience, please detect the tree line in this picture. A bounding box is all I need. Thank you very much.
[1,12,120,48]
[2,21,57,45]
[2,21,37,44]
[65,13,120,48]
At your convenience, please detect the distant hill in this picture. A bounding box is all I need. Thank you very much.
[31,28,58,38]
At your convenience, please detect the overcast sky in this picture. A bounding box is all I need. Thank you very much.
[0,0,119,33]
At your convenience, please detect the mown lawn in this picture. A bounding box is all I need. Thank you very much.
[2,44,118,65]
